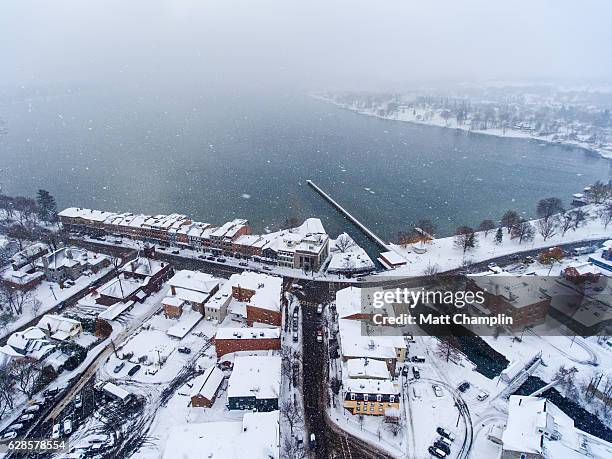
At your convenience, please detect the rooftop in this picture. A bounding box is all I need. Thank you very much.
[227,355,281,400]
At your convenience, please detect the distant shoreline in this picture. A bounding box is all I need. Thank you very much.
[313,95,612,162]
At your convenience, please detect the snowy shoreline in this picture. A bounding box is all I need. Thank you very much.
[313,95,612,162]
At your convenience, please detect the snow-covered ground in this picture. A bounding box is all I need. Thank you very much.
[317,95,612,161]
[382,204,610,276]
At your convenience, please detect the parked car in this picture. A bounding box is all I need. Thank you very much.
[457,382,470,392]
[113,362,125,374]
[1,431,17,440]
[63,419,73,435]
[262,266,272,271]
[172,250,180,255]
[219,361,233,370]
[74,394,82,408]
[239,261,248,267]
[436,427,455,441]
[18,413,34,422]
[145,367,158,375]
[476,391,489,401]
[434,439,450,454]
[316,329,323,343]
[402,366,409,376]
[207,255,215,261]
[44,388,60,397]
[178,347,191,354]
[316,304,323,314]
[127,364,142,377]
[411,355,426,363]
[429,445,447,458]
[197,254,206,259]
[52,423,61,439]
[7,423,24,432]
[432,385,443,397]
[293,331,299,342]
[412,367,420,379]
[23,404,40,414]
[437,436,452,450]
[64,279,75,287]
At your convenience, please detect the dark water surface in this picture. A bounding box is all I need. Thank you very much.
[1,88,609,252]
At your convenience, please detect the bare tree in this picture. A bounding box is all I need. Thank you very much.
[334,233,356,253]
[0,284,36,315]
[599,203,612,229]
[0,367,15,417]
[454,226,478,255]
[501,210,521,233]
[511,220,535,244]
[280,400,304,436]
[6,224,32,250]
[478,219,496,237]
[10,358,41,399]
[423,263,440,277]
[587,180,612,204]
[282,435,307,459]
[384,418,405,437]
[536,197,564,222]
[536,216,559,241]
[434,336,462,362]
[571,208,588,230]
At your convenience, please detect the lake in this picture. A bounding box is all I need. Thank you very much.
[1,87,609,255]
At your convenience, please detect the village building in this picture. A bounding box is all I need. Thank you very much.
[120,257,173,293]
[1,269,44,291]
[162,270,221,319]
[342,378,400,416]
[501,395,612,459]
[162,411,280,459]
[10,242,49,271]
[227,355,281,412]
[378,251,407,269]
[2,327,56,364]
[230,272,284,326]
[36,314,82,341]
[209,219,251,254]
[37,246,110,283]
[190,366,226,408]
[91,275,147,306]
[562,262,601,284]
[214,327,281,357]
[469,276,551,329]
[346,358,391,380]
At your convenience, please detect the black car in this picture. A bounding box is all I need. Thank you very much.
[412,367,420,379]
[178,347,191,354]
[127,364,141,377]
[434,440,451,455]
[207,256,215,261]
[216,257,226,262]
[458,382,470,392]
[43,388,60,397]
[198,254,206,259]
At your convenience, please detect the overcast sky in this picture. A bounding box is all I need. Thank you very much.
[2,0,611,91]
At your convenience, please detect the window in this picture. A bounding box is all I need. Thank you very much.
[363,394,369,401]
[350,393,355,401]
[376,394,382,402]
[390,395,395,403]
[520,455,527,459]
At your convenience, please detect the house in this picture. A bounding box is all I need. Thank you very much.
[190,366,226,408]
[227,355,281,412]
[562,262,600,284]
[164,270,221,319]
[469,276,551,329]
[267,218,330,271]
[91,276,146,306]
[327,234,375,275]
[36,314,83,341]
[346,358,391,380]
[37,247,110,283]
[1,269,44,291]
[5,327,55,362]
[501,395,612,459]
[10,243,49,271]
[335,286,378,321]
[120,257,173,293]
[343,378,400,416]
[214,327,281,357]
[162,411,280,459]
[230,272,283,326]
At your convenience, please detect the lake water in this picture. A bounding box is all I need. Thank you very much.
[1,87,610,255]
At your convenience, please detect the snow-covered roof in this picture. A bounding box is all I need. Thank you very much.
[168,270,220,296]
[58,207,116,222]
[328,247,375,273]
[1,269,44,285]
[336,286,365,319]
[162,411,279,459]
[346,358,391,379]
[162,296,185,307]
[215,327,280,340]
[227,355,281,400]
[502,396,547,454]
[297,217,326,236]
[166,310,203,339]
[37,314,81,339]
[338,318,405,361]
[98,301,134,321]
[566,262,600,276]
[379,251,406,267]
[96,276,142,300]
[121,257,167,277]
[190,366,225,400]
[471,276,550,308]
[343,378,400,395]
[230,272,282,313]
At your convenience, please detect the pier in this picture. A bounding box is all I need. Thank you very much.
[306,179,391,251]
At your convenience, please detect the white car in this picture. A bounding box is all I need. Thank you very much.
[2,431,17,440]
[432,385,443,397]
[52,423,61,439]
[316,304,323,314]
[18,413,35,422]
[74,394,82,408]
[477,391,489,401]
[63,419,72,435]
[24,404,40,413]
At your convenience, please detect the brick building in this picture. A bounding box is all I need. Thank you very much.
[214,327,281,357]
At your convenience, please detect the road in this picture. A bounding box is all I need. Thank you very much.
[301,300,394,459]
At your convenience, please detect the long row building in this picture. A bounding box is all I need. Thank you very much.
[58,207,329,271]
